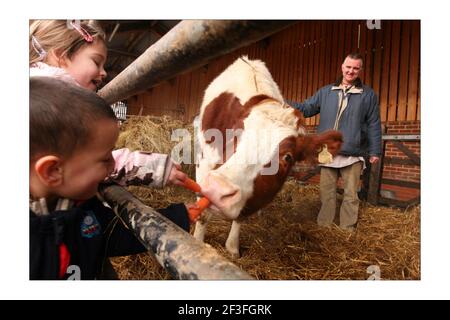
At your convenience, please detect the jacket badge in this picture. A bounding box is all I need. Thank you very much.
[80,212,101,238]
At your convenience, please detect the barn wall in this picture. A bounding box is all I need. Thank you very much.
[126,19,421,189]
[127,20,420,125]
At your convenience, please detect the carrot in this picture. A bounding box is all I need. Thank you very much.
[188,197,211,223]
[179,178,211,223]
[181,177,202,193]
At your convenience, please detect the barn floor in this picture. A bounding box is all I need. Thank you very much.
[110,179,420,280]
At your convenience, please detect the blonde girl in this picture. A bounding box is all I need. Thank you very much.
[30,20,187,188]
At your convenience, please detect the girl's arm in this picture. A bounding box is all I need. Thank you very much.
[109,148,172,188]
[108,148,186,188]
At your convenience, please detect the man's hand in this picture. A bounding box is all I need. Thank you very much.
[369,156,380,164]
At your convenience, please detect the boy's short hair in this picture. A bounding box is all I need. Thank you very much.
[30,77,116,160]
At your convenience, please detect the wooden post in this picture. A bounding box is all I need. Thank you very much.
[359,157,370,200]
[367,125,386,205]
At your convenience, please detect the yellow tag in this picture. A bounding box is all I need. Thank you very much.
[318,144,333,164]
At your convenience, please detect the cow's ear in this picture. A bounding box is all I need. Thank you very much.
[315,130,343,157]
[294,131,343,163]
[294,135,318,163]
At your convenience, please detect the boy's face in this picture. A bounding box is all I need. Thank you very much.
[59,119,119,200]
[62,39,107,91]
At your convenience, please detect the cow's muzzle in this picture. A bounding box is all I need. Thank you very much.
[200,171,242,220]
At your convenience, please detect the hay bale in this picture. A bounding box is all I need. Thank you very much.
[115,115,196,179]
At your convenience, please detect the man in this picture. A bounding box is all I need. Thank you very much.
[289,53,381,231]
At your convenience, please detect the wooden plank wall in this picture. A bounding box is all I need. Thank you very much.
[127,20,420,125]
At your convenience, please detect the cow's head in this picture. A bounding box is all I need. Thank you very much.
[199,97,343,220]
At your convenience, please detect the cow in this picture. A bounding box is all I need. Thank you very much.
[194,56,342,257]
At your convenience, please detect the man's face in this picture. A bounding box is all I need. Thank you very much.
[341,57,362,85]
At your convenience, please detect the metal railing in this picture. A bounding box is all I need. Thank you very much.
[99,184,252,280]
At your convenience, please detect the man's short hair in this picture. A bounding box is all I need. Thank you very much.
[30,77,117,160]
[345,52,364,66]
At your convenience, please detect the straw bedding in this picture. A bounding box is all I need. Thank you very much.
[110,116,420,280]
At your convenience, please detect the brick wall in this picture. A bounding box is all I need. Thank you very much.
[383,121,420,183]
[292,121,421,184]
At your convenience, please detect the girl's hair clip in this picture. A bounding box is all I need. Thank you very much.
[70,20,93,43]
[31,35,47,61]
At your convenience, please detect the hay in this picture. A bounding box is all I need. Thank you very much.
[115,115,196,179]
[110,116,420,280]
[110,115,197,279]
[237,180,421,280]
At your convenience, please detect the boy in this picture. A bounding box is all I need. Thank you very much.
[30,77,189,279]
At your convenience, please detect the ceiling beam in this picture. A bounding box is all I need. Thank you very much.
[99,20,296,104]
[149,21,170,38]
[103,20,164,34]
[108,29,150,71]
[108,48,139,58]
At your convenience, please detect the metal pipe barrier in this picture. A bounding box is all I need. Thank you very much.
[99,20,295,104]
[99,184,253,280]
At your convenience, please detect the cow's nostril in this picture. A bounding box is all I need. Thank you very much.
[201,173,241,211]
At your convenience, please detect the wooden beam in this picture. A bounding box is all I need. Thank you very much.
[367,126,386,205]
[391,140,420,166]
[407,195,420,206]
[149,21,170,38]
[109,31,149,72]
[397,21,411,120]
[108,48,139,58]
[99,20,296,104]
[407,21,420,121]
[381,178,420,189]
[378,196,420,208]
[106,21,159,73]
[109,22,161,73]
[383,157,418,166]
[105,21,155,34]
[387,21,401,122]
[367,153,383,205]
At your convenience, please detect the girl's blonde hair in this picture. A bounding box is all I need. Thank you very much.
[29,20,106,65]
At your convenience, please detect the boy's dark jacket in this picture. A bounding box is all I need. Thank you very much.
[30,197,189,280]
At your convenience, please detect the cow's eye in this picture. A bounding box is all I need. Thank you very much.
[283,153,294,164]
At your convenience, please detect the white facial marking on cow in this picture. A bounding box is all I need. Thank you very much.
[201,102,301,220]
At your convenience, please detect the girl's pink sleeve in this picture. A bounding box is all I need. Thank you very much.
[109,148,174,188]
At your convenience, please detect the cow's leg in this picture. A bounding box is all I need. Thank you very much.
[193,211,211,242]
[225,220,241,258]
[193,220,207,242]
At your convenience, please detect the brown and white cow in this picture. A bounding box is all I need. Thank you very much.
[194,56,342,257]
